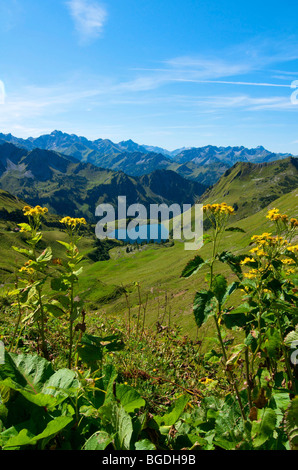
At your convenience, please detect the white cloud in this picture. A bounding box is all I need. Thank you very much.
[66,0,107,44]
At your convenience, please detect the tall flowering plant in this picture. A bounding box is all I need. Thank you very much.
[181,203,298,428]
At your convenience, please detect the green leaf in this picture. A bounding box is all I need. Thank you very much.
[217,251,246,279]
[180,255,207,278]
[252,408,277,448]
[211,274,227,305]
[222,303,253,329]
[226,343,246,367]
[0,352,78,407]
[2,416,73,450]
[50,277,70,292]
[221,282,239,306]
[44,302,65,318]
[57,240,73,251]
[284,397,298,450]
[263,328,280,359]
[83,431,114,450]
[77,334,103,368]
[17,223,32,232]
[101,403,134,450]
[116,384,145,414]
[284,326,298,347]
[193,290,216,328]
[36,247,52,263]
[12,246,32,257]
[155,395,190,427]
[135,439,156,450]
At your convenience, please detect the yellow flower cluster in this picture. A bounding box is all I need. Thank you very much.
[243,268,260,279]
[266,208,298,228]
[60,216,87,228]
[240,257,255,265]
[251,233,288,247]
[287,245,298,253]
[266,208,288,222]
[19,260,34,275]
[203,202,234,215]
[290,218,298,228]
[23,205,48,217]
[281,258,295,265]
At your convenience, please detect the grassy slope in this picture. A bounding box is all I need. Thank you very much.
[0,186,297,342]
[199,157,298,220]
[78,187,298,338]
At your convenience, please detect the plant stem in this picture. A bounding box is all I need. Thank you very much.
[245,348,253,409]
[37,287,48,359]
[213,314,247,422]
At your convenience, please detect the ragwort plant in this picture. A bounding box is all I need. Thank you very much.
[181,203,298,448]
[8,206,87,366]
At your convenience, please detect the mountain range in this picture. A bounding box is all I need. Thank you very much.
[0,131,294,187]
[0,141,206,221]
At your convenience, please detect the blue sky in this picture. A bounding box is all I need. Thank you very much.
[1,0,298,153]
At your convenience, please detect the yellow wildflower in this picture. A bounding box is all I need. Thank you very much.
[240,257,255,265]
[266,208,279,220]
[281,258,295,265]
[243,268,259,279]
[290,218,298,228]
[23,205,48,217]
[287,245,298,253]
[203,202,234,215]
[60,216,87,227]
[19,266,35,275]
[256,249,266,256]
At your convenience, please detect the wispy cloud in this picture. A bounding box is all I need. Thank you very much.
[66,0,107,44]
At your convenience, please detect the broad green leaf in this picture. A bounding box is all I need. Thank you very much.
[135,439,156,450]
[155,395,190,426]
[180,255,207,278]
[2,416,73,450]
[284,326,298,347]
[0,353,78,407]
[221,281,239,306]
[44,302,65,318]
[57,240,73,251]
[193,290,216,328]
[36,247,52,263]
[0,352,54,392]
[44,368,79,397]
[83,431,114,450]
[50,277,70,292]
[226,343,246,367]
[17,223,32,232]
[12,246,32,257]
[252,408,277,448]
[116,384,145,414]
[284,397,298,450]
[222,303,253,329]
[217,251,247,279]
[211,274,227,305]
[263,328,280,359]
[102,403,134,450]
[77,333,103,368]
